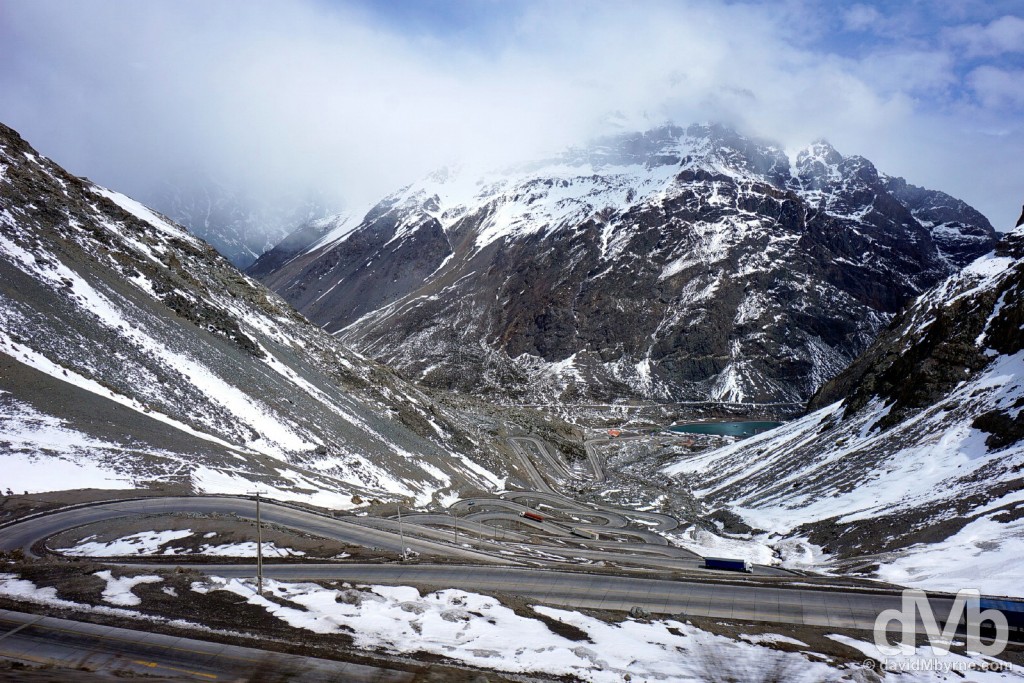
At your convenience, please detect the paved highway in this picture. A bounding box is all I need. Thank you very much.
[581,434,651,483]
[583,437,609,482]
[454,495,629,527]
[0,431,989,683]
[0,495,941,631]
[386,513,531,542]
[506,437,559,494]
[359,513,715,572]
[513,436,573,480]
[152,563,954,634]
[0,608,413,682]
[0,497,504,564]
[500,490,679,532]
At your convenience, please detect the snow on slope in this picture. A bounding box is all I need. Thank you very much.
[252,124,996,407]
[664,228,1024,596]
[0,390,136,492]
[0,121,509,506]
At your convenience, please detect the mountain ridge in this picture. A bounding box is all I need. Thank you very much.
[0,121,514,507]
[251,124,998,408]
[663,223,1024,595]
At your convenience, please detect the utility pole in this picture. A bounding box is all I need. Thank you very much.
[396,502,407,561]
[249,491,264,596]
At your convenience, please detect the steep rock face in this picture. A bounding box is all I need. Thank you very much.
[881,176,997,267]
[811,225,1023,424]
[664,227,1023,595]
[251,125,997,406]
[0,122,508,506]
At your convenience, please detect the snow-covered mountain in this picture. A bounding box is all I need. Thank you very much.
[664,225,1024,596]
[250,124,997,407]
[148,173,334,269]
[0,121,510,507]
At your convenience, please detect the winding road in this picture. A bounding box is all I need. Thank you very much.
[0,432,989,680]
[0,495,956,631]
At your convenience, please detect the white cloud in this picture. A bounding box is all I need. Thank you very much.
[968,66,1024,109]
[947,14,1024,56]
[0,0,1021,229]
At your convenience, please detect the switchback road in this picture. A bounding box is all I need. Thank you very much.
[0,498,956,633]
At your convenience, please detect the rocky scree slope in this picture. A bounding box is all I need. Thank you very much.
[0,121,509,508]
[250,124,996,407]
[664,226,1024,596]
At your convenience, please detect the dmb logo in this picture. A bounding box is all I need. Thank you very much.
[874,589,1008,657]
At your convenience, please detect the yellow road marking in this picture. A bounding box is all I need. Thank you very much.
[0,618,267,668]
[132,659,218,679]
[2,652,217,680]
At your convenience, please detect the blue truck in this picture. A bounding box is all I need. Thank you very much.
[979,597,1024,641]
[704,557,753,573]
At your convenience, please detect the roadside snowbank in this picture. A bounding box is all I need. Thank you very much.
[56,529,307,558]
[191,576,840,682]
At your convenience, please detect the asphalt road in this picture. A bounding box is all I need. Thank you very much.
[169,562,954,634]
[454,495,630,528]
[0,497,503,565]
[0,608,413,682]
[0,425,993,683]
[0,497,938,635]
[499,490,679,532]
[513,436,573,480]
[505,437,559,494]
[0,497,969,636]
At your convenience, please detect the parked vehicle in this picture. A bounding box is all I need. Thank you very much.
[704,557,752,573]
[520,511,544,522]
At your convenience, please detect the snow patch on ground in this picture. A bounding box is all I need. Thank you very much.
[666,526,776,566]
[190,465,357,510]
[874,515,1024,598]
[90,186,202,247]
[740,633,807,647]
[56,530,307,558]
[192,577,842,682]
[0,393,137,492]
[662,337,1024,595]
[828,634,1021,681]
[94,570,162,606]
[0,573,230,634]
[57,530,193,556]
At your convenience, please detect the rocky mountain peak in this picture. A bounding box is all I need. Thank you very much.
[797,139,843,166]
[250,123,999,407]
[794,140,881,195]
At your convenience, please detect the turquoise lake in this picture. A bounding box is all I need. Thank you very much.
[668,421,782,438]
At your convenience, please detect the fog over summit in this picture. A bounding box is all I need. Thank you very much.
[1,0,1022,255]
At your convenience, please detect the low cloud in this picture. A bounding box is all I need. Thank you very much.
[1,0,1021,229]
